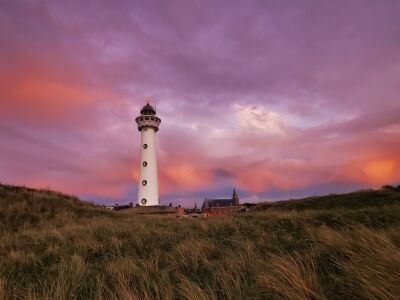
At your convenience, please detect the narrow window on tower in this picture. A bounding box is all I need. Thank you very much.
[142,180,147,186]
[142,161,147,167]
[143,144,148,149]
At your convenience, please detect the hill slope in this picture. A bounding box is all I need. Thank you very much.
[254,188,400,229]
[0,184,110,231]
[1,184,400,299]
[256,188,400,211]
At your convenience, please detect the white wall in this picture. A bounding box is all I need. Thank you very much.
[137,127,159,206]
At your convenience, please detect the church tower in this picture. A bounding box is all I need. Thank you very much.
[233,188,239,206]
[135,100,161,206]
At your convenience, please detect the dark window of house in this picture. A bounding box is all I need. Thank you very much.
[143,161,147,167]
[143,144,148,149]
[142,180,147,186]
[141,198,147,205]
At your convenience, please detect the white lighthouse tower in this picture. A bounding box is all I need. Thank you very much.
[135,100,161,206]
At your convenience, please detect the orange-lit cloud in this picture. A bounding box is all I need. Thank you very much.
[337,157,400,187]
[232,159,333,193]
[159,162,213,195]
[0,74,116,125]
[362,159,397,184]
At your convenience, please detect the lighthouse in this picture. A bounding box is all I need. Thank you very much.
[135,101,161,206]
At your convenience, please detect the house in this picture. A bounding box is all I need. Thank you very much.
[202,189,241,216]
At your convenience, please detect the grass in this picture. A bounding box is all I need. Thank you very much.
[0,184,400,299]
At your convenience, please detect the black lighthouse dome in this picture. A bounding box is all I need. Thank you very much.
[140,103,156,115]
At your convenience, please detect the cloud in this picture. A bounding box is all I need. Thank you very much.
[0,0,400,206]
[232,104,288,135]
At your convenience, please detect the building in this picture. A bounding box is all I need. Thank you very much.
[184,202,201,215]
[135,100,161,206]
[202,189,241,216]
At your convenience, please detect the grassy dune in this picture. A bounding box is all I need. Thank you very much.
[1,184,400,299]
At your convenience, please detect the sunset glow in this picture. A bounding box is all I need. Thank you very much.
[362,159,397,184]
[0,0,399,206]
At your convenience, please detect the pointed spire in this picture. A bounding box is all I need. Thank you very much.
[233,188,239,206]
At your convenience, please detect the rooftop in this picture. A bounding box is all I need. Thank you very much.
[140,103,156,115]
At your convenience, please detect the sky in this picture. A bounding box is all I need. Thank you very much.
[1,0,400,207]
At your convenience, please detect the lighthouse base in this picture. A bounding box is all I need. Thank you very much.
[121,205,183,215]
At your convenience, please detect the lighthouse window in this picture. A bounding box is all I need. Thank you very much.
[145,117,149,120]
[142,180,147,186]
[140,117,144,121]
[141,198,147,205]
[142,161,147,167]
[143,144,148,149]
[150,117,154,121]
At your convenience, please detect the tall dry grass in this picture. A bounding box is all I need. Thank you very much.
[314,226,400,299]
[0,277,5,300]
[257,252,326,300]
[1,184,400,299]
